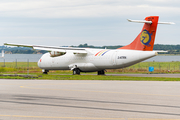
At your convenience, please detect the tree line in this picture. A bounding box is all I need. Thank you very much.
[1,44,180,54]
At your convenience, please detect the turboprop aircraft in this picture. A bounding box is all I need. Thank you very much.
[4,16,174,75]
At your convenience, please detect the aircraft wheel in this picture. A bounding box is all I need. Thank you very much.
[43,72,48,74]
[97,70,105,75]
[42,70,49,74]
[73,68,80,75]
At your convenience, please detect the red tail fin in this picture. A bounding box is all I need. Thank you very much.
[119,16,159,51]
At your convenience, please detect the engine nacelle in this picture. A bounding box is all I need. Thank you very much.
[50,51,66,57]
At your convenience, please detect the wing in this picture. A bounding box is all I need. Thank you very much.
[4,43,87,54]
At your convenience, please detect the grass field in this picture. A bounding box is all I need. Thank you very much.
[0,73,180,81]
[0,61,180,73]
[0,61,180,80]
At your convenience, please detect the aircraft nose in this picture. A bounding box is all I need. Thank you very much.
[38,59,42,67]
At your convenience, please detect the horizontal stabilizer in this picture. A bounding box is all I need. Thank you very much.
[127,19,152,24]
[158,22,175,25]
[127,19,175,25]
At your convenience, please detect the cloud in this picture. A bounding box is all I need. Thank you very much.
[0,0,178,46]
[0,0,179,18]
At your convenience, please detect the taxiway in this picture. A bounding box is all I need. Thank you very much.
[0,80,180,120]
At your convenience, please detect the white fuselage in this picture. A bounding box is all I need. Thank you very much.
[38,48,157,72]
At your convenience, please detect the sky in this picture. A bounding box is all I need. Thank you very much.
[0,0,179,46]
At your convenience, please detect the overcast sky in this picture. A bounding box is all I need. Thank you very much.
[0,0,179,46]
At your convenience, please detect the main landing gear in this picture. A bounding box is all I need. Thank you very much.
[97,70,105,75]
[72,69,105,75]
[73,68,81,75]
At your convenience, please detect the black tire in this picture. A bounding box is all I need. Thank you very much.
[43,72,48,74]
[97,70,105,75]
[43,70,49,74]
[76,69,80,75]
[73,68,80,75]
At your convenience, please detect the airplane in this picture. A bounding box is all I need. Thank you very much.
[4,16,174,75]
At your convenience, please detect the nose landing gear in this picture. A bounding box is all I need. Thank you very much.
[42,69,49,74]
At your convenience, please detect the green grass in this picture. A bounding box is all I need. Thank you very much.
[1,73,178,81]
[0,62,37,68]
[0,61,180,72]
[129,61,180,71]
[0,61,180,80]
[1,72,179,81]
[38,74,180,81]
[0,76,27,79]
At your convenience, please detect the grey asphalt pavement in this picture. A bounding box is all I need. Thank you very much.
[0,80,180,120]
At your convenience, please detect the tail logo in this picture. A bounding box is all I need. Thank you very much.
[140,29,152,47]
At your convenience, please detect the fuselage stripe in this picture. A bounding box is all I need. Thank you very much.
[95,50,110,56]
[95,50,104,56]
[98,50,106,56]
[101,50,110,56]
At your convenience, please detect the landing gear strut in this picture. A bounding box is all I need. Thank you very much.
[97,70,105,75]
[73,68,80,75]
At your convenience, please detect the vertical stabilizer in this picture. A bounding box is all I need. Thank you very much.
[119,16,159,51]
